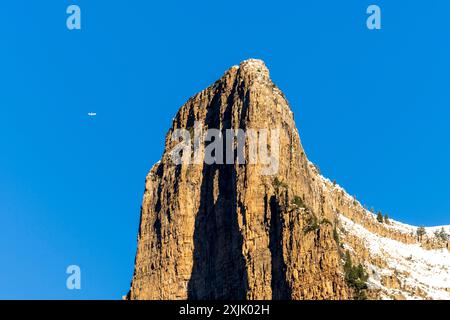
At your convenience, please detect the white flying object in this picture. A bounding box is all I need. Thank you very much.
[88,112,97,117]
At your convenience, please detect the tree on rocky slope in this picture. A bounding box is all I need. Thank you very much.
[417,226,426,242]
[376,212,384,223]
[303,213,331,235]
[343,250,369,300]
[434,228,449,243]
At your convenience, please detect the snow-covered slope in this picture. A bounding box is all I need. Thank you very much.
[340,214,450,300]
[386,219,450,238]
[314,172,450,299]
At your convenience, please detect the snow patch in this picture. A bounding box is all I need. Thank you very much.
[340,214,450,300]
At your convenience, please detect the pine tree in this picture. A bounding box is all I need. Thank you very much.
[344,250,352,273]
[436,228,449,242]
[384,213,389,224]
[333,226,340,245]
[291,195,304,208]
[343,251,369,299]
[441,228,449,242]
[417,226,426,241]
[376,212,383,223]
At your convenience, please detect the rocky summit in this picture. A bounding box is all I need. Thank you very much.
[127,59,450,300]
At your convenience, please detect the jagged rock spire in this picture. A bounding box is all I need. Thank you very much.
[127,59,349,300]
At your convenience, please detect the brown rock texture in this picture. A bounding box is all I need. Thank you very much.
[127,59,350,300]
[127,59,450,300]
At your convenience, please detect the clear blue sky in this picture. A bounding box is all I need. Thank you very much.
[1,0,449,299]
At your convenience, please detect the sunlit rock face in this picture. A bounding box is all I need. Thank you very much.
[127,59,450,300]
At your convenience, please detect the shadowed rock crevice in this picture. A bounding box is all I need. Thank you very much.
[187,162,249,299]
[187,89,248,299]
[269,195,291,299]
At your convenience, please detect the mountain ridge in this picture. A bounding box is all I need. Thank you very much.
[127,59,450,300]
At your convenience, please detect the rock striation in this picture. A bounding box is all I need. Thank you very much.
[127,59,450,300]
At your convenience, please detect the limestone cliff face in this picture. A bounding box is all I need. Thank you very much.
[127,59,349,300]
[127,59,449,300]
